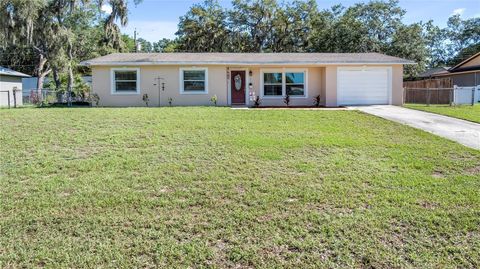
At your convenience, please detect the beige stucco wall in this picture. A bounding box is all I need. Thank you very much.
[0,76,23,107]
[91,64,404,107]
[324,66,337,107]
[391,65,404,105]
[321,64,404,107]
[92,65,228,107]
[246,66,323,106]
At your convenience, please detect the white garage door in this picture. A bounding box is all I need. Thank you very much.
[337,67,391,106]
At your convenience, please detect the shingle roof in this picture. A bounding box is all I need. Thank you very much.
[417,66,450,78]
[450,51,480,71]
[80,52,415,66]
[0,66,31,78]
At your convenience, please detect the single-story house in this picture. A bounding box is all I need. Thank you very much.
[80,53,414,107]
[0,66,30,107]
[417,52,480,87]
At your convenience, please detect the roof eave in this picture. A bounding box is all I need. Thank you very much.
[433,69,480,77]
[80,61,415,67]
[449,52,480,71]
[0,73,31,78]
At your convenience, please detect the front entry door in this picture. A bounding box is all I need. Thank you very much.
[231,70,246,105]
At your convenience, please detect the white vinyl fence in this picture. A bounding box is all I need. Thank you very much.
[453,86,480,105]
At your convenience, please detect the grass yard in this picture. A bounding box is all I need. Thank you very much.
[405,103,480,123]
[1,107,480,268]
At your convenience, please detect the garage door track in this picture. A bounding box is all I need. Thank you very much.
[354,105,480,150]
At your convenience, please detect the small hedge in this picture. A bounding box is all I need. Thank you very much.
[49,101,91,107]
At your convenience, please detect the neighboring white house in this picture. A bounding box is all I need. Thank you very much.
[0,66,30,107]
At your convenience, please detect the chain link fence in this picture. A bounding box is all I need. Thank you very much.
[22,88,91,106]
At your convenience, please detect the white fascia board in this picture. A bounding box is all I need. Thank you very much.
[82,62,415,67]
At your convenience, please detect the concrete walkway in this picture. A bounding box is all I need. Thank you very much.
[353,105,480,150]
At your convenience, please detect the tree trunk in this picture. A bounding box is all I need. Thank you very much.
[36,54,51,101]
[52,68,64,103]
[36,73,44,99]
[66,2,75,107]
[53,68,61,90]
[66,41,74,107]
[67,65,73,106]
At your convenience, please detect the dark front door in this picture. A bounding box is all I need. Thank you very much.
[231,70,246,105]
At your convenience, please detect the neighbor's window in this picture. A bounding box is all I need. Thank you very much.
[285,72,305,96]
[263,72,283,96]
[113,69,138,93]
[181,68,207,93]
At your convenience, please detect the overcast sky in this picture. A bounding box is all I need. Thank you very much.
[103,0,480,43]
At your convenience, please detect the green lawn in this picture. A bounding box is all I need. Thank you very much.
[1,107,479,268]
[405,104,480,123]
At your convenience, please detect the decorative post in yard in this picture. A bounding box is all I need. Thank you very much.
[154,76,165,107]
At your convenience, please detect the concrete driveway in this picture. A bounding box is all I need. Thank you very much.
[353,105,480,150]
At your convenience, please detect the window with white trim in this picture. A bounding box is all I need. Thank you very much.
[112,69,139,93]
[181,68,208,93]
[263,72,283,96]
[262,69,307,97]
[285,72,305,96]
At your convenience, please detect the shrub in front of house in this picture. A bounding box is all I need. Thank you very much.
[313,95,321,107]
[284,94,290,107]
[253,96,261,107]
[142,94,149,107]
[91,93,100,106]
[210,95,218,106]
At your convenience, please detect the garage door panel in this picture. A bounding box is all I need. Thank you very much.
[338,68,390,106]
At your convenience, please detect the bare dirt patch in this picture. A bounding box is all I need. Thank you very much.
[418,200,439,209]
[466,165,480,175]
[432,171,445,178]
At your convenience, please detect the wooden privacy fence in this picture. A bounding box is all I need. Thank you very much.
[404,82,478,106]
[404,78,454,105]
[404,88,454,105]
[404,78,453,89]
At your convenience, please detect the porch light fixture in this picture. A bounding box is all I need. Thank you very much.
[249,70,253,76]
